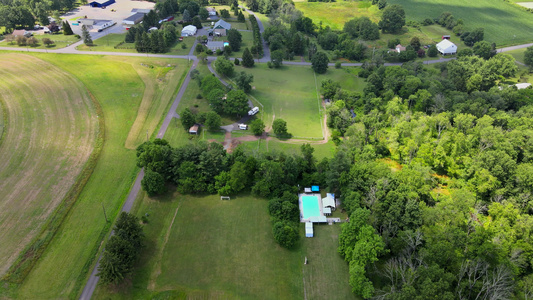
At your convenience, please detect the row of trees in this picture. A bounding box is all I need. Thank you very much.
[97,212,144,284]
[132,23,178,53]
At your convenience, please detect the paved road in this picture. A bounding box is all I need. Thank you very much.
[78,60,199,300]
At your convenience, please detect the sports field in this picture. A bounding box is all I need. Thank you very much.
[92,193,357,299]
[0,54,188,299]
[0,53,98,277]
[388,0,533,46]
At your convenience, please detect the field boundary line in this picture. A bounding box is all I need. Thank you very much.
[2,89,105,284]
[148,201,182,290]
[0,96,7,148]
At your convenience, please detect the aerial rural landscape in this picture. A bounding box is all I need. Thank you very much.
[1,0,533,298]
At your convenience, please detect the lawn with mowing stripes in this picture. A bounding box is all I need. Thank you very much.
[6,54,187,299]
[0,53,98,279]
[388,0,533,46]
[92,193,357,299]
[242,64,365,139]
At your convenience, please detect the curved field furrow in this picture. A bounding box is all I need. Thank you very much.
[0,53,98,276]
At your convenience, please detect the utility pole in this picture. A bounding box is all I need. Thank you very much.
[102,203,108,222]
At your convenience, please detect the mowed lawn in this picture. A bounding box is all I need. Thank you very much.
[11,54,187,299]
[0,53,98,277]
[294,0,380,30]
[243,64,324,138]
[93,193,357,299]
[389,0,533,46]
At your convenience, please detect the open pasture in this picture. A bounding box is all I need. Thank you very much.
[93,193,356,299]
[389,0,533,46]
[0,53,98,277]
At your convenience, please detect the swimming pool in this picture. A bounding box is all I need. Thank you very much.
[301,195,321,219]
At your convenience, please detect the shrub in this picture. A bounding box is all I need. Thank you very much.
[234,58,240,65]
[335,61,342,69]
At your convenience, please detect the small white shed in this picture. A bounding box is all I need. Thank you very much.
[436,39,457,55]
[181,25,197,36]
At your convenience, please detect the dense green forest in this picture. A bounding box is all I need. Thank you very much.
[329,54,533,298]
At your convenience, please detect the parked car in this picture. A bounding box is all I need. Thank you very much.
[238,124,248,130]
[248,107,259,116]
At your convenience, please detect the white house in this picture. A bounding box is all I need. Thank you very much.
[436,39,457,55]
[181,25,197,36]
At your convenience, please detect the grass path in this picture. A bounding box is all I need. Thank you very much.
[125,61,187,149]
[0,53,98,278]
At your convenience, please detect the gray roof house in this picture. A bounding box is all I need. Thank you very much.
[213,19,231,36]
[207,41,225,51]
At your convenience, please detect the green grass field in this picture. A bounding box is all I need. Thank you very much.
[242,64,366,138]
[294,0,380,30]
[244,64,324,138]
[1,34,80,49]
[93,193,357,299]
[1,54,187,299]
[388,0,533,46]
[0,53,98,278]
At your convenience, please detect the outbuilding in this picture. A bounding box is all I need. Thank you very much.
[12,30,32,37]
[123,13,145,25]
[206,7,217,16]
[181,25,197,36]
[189,124,199,134]
[89,0,115,7]
[436,39,457,55]
[323,193,336,211]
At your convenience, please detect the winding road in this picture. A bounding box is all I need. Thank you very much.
[1,9,532,300]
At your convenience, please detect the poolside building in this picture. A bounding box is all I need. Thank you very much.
[323,193,336,211]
